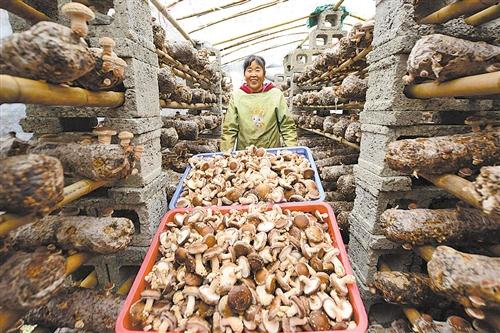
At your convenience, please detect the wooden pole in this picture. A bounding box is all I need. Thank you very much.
[149,0,195,46]
[297,102,364,110]
[80,271,98,288]
[65,253,90,275]
[333,0,345,11]
[419,0,498,24]
[300,127,361,150]
[0,179,109,236]
[156,49,211,85]
[404,72,500,99]
[222,39,303,65]
[177,0,250,20]
[0,75,125,107]
[0,0,51,23]
[189,0,288,34]
[116,276,135,295]
[165,0,183,9]
[420,173,484,211]
[465,4,500,25]
[220,23,304,51]
[214,14,309,46]
[222,32,309,57]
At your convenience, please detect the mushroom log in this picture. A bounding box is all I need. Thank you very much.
[474,166,500,215]
[385,130,499,174]
[7,215,135,254]
[0,154,64,215]
[382,208,500,246]
[0,250,66,311]
[25,288,124,333]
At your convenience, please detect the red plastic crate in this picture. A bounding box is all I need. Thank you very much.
[116,202,368,333]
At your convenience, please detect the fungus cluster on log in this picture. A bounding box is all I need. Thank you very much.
[130,204,358,332]
[294,113,362,144]
[158,66,217,104]
[175,146,321,208]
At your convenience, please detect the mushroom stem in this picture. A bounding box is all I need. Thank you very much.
[61,3,95,37]
[185,295,196,317]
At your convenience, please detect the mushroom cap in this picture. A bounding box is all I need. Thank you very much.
[302,168,315,179]
[254,183,272,200]
[301,276,321,295]
[240,223,256,235]
[140,289,161,299]
[228,285,253,313]
[93,127,117,135]
[185,316,210,333]
[232,241,253,257]
[305,225,324,243]
[293,214,310,229]
[118,131,134,140]
[247,253,265,273]
[187,242,208,255]
[199,285,220,305]
[296,263,310,277]
[203,245,223,260]
[185,272,203,286]
[61,2,95,20]
[99,36,116,48]
[310,310,331,330]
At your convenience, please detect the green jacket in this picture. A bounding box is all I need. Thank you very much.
[220,88,298,151]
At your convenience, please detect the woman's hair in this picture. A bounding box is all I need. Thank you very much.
[243,55,266,73]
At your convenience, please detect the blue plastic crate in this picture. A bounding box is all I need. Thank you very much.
[168,146,325,209]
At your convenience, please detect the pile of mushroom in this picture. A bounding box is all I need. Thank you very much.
[175,146,322,208]
[129,204,357,332]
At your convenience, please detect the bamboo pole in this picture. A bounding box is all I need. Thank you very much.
[416,245,436,262]
[222,32,309,57]
[0,75,125,107]
[190,0,289,34]
[117,276,135,295]
[0,179,109,236]
[405,72,500,99]
[149,0,195,46]
[296,34,310,49]
[419,0,497,24]
[0,309,22,332]
[165,0,183,9]
[222,39,303,65]
[300,127,361,150]
[465,4,500,25]
[156,49,211,85]
[420,173,483,211]
[66,253,90,275]
[220,23,304,51]
[160,100,215,110]
[80,271,98,289]
[177,0,250,20]
[214,14,309,46]
[0,0,51,23]
[297,102,364,110]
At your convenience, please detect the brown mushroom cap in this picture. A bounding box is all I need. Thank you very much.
[302,168,315,179]
[185,272,203,286]
[296,262,310,277]
[118,131,133,140]
[309,310,331,330]
[203,245,223,260]
[254,183,272,200]
[305,225,324,243]
[293,214,310,229]
[61,2,95,20]
[187,242,208,255]
[247,253,265,273]
[232,241,253,257]
[227,285,253,313]
[140,289,161,300]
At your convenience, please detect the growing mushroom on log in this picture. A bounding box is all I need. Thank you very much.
[373,271,450,307]
[0,3,96,83]
[344,121,362,143]
[331,117,356,138]
[325,191,355,202]
[157,66,193,104]
[474,166,499,215]
[152,17,166,50]
[328,201,355,213]
[7,215,134,254]
[323,115,341,133]
[403,34,500,84]
[321,165,354,182]
[337,174,356,197]
[385,130,499,174]
[77,37,127,91]
[0,250,66,311]
[382,208,500,246]
[336,211,351,230]
[174,140,219,155]
[426,246,500,312]
[336,73,368,101]
[160,127,179,148]
[25,288,124,333]
[312,148,356,161]
[30,142,141,181]
[413,314,479,333]
[315,154,359,168]
[173,120,199,141]
[0,154,64,215]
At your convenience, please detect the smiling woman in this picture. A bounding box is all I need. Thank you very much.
[220,54,297,151]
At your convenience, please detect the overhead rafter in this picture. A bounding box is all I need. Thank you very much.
[222,38,303,66]
[214,14,310,46]
[220,23,304,51]
[149,0,195,46]
[222,31,309,57]
[189,0,289,34]
[177,0,250,20]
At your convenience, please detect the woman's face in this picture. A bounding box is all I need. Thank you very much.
[244,60,265,93]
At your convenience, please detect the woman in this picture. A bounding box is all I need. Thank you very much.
[220,55,297,151]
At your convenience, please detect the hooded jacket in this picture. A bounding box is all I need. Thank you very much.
[220,82,298,151]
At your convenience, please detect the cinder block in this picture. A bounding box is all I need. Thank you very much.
[107,262,141,290]
[373,0,499,49]
[309,29,344,49]
[289,49,318,71]
[109,172,168,205]
[20,117,63,134]
[358,123,470,176]
[88,37,158,66]
[365,54,497,112]
[101,117,163,135]
[351,174,456,235]
[354,165,411,192]
[67,262,110,287]
[316,9,344,30]
[349,213,401,251]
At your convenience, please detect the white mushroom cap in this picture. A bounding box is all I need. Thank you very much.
[221,317,244,333]
[199,285,220,305]
[262,309,280,333]
[299,275,321,295]
[256,285,274,306]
